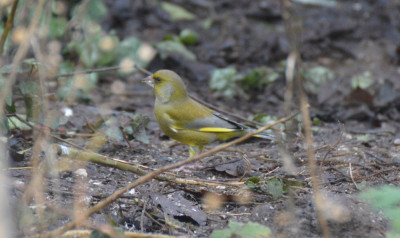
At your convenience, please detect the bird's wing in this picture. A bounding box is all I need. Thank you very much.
[166,99,247,133]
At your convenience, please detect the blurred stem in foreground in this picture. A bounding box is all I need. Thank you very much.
[281,0,330,237]
[0,0,19,55]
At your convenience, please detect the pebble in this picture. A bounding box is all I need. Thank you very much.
[394,138,400,145]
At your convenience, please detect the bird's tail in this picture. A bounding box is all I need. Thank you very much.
[252,132,275,141]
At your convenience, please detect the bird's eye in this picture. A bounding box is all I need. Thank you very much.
[154,76,162,83]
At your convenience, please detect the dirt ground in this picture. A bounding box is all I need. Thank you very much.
[7,0,400,237]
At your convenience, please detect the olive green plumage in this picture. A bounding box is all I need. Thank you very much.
[143,70,271,157]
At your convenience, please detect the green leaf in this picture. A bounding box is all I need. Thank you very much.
[116,37,142,64]
[49,17,68,39]
[245,176,261,189]
[241,67,279,88]
[251,114,277,126]
[360,185,400,236]
[101,117,124,142]
[79,40,103,68]
[201,18,213,30]
[211,221,271,238]
[351,71,374,89]
[128,114,149,144]
[6,104,16,114]
[179,29,198,45]
[267,178,283,200]
[157,41,196,61]
[161,2,196,21]
[8,115,32,130]
[58,61,75,75]
[360,186,400,209]
[282,178,307,190]
[209,67,239,98]
[303,66,334,94]
[312,117,322,126]
[355,134,373,142]
[90,229,110,238]
[87,0,108,21]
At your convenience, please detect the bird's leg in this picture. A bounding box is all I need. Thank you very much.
[189,145,201,157]
[174,145,204,173]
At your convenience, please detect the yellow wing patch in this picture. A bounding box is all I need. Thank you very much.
[198,127,238,133]
[170,125,183,132]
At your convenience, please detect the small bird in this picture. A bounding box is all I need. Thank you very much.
[142,70,272,158]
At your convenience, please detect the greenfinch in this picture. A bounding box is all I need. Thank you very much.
[143,70,272,157]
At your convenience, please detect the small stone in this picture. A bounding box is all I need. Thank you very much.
[74,168,88,177]
[394,138,400,145]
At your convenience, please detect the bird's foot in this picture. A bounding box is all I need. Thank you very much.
[173,161,204,173]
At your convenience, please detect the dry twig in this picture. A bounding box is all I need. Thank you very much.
[0,0,19,54]
[44,113,296,237]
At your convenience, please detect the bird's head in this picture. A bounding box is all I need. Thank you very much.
[142,70,188,103]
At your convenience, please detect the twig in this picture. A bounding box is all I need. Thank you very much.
[0,0,19,55]
[8,113,244,188]
[60,229,180,238]
[54,66,121,78]
[282,0,330,236]
[53,143,243,188]
[319,124,344,169]
[297,61,330,237]
[7,113,244,188]
[45,113,296,237]
[52,64,152,78]
[140,182,155,232]
[348,163,359,190]
[238,154,251,182]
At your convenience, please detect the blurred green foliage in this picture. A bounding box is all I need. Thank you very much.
[158,29,198,60]
[359,185,400,237]
[267,178,283,200]
[157,41,196,61]
[210,66,280,98]
[303,66,334,94]
[179,29,199,45]
[160,2,196,21]
[211,221,271,238]
[351,71,374,89]
[0,0,154,140]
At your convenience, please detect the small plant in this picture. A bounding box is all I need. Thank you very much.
[211,221,271,238]
[359,185,400,237]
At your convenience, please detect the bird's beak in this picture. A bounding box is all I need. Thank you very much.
[141,75,154,88]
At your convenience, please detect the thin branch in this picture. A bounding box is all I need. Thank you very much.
[61,229,179,238]
[52,64,152,78]
[297,54,330,238]
[0,0,19,55]
[319,124,343,169]
[54,66,121,78]
[348,163,359,190]
[9,113,242,188]
[53,143,243,188]
[45,112,296,237]
[282,0,330,236]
